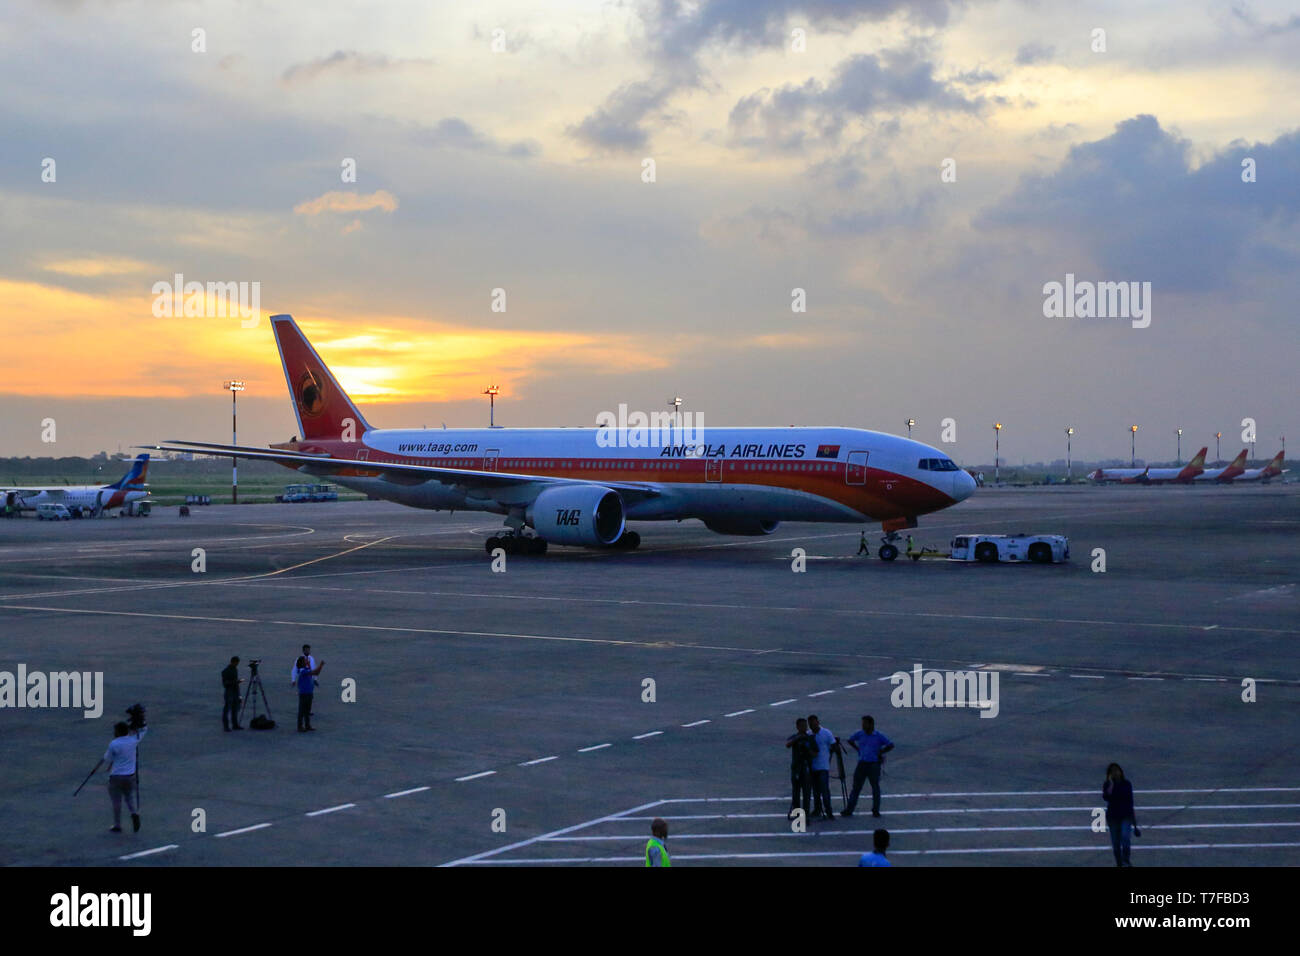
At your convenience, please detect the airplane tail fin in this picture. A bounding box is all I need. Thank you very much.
[1263,451,1286,476]
[1229,449,1248,468]
[107,454,149,490]
[271,314,373,442]
[1178,447,1208,479]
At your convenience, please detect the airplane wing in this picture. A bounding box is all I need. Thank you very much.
[142,441,664,504]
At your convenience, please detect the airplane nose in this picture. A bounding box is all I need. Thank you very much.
[953,470,976,502]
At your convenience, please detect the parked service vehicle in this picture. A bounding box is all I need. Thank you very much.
[184,494,212,506]
[277,483,313,503]
[36,503,73,521]
[949,533,1069,563]
[122,499,152,516]
[309,484,338,501]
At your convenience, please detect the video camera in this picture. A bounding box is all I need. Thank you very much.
[125,702,147,732]
[248,658,262,675]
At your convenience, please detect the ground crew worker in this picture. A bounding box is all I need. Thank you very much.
[786,717,816,817]
[905,534,915,555]
[104,721,147,833]
[646,818,671,866]
[857,530,870,555]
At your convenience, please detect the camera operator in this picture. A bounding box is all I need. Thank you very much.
[103,710,147,833]
[222,656,244,731]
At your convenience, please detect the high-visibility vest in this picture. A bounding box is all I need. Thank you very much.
[645,837,671,867]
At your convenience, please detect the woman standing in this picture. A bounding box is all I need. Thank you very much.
[1102,763,1138,866]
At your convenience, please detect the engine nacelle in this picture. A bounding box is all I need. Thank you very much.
[526,485,625,546]
[702,518,780,536]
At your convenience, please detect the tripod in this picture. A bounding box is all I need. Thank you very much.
[239,661,272,724]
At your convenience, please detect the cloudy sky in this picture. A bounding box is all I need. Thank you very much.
[2,0,1296,464]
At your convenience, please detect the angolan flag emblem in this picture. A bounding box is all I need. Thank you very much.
[816,444,840,459]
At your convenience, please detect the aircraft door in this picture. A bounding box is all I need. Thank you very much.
[484,449,500,471]
[846,450,868,485]
[706,457,722,482]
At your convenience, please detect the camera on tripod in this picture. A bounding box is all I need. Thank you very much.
[247,658,262,675]
[125,703,147,732]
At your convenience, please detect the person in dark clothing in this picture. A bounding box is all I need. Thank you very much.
[1102,762,1138,867]
[785,717,817,817]
[295,655,324,731]
[221,656,243,731]
[857,531,870,555]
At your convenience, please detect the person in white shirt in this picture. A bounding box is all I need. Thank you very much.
[291,644,319,717]
[807,715,838,820]
[103,722,147,833]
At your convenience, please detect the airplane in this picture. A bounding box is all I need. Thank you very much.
[1089,447,1207,484]
[148,314,975,560]
[1233,451,1288,483]
[3,454,150,515]
[1193,449,1249,483]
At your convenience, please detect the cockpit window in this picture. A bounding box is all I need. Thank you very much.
[918,458,960,472]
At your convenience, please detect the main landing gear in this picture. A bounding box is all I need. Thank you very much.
[485,532,548,556]
[611,530,640,551]
[877,531,901,562]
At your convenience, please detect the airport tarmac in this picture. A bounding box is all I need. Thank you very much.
[2,484,1297,867]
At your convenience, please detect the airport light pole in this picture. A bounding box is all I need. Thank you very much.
[483,385,500,428]
[1176,428,1182,465]
[906,418,915,439]
[1130,424,1138,468]
[1215,432,1221,464]
[223,380,244,504]
[993,423,1002,484]
[1066,427,1074,482]
[671,396,682,431]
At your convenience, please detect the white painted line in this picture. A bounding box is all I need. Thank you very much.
[118,844,178,860]
[681,719,711,727]
[808,690,835,697]
[384,786,431,799]
[1069,674,1105,679]
[1014,672,1051,677]
[306,803,356,817]
[1128,677,1164,681]
[466,842,1300,864]
[578,743,611,752]
[1187,677,1226,682]
[633,731,664,740]
[546,821,1300,841]
[520,756,559,766]
[215,822,272,838]
[455,771,497,782]
[769,699,797,707]
[724,709,754,717]
[441,799,666,867]
[843,682,868,689]
[659,787,1300,802]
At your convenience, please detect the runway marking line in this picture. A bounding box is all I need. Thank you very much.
[384,787,430,798]
[520,756,559,766]
[632,731,664,739]
[214,822,272,838]
[306,803,356,816]
[724,709,754,717]
[578,743,611,752]
[682,719,711,727]
[455,771,497,782]
[118,845,178,861]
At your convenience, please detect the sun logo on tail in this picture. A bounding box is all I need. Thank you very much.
[298,368,326,417]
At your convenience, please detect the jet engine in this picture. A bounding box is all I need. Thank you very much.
[526,485,625,546]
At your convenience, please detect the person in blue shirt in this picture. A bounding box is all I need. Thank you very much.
[294,655,324,731]
[857,829,891,867]
[1102,763,1138,867]
[841,715,894,818]
[807,715,838,819]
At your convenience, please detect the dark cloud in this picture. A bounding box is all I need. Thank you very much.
[728,48,984,151]
[978,114,1300,292]
[571,0,963,153]
[1014,41,1055,65]
[280,50,434,85]
[566,76,685,153]
[412,117,539,158]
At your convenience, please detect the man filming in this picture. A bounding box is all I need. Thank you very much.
[222,656,244,731]
[103,712,147,833]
